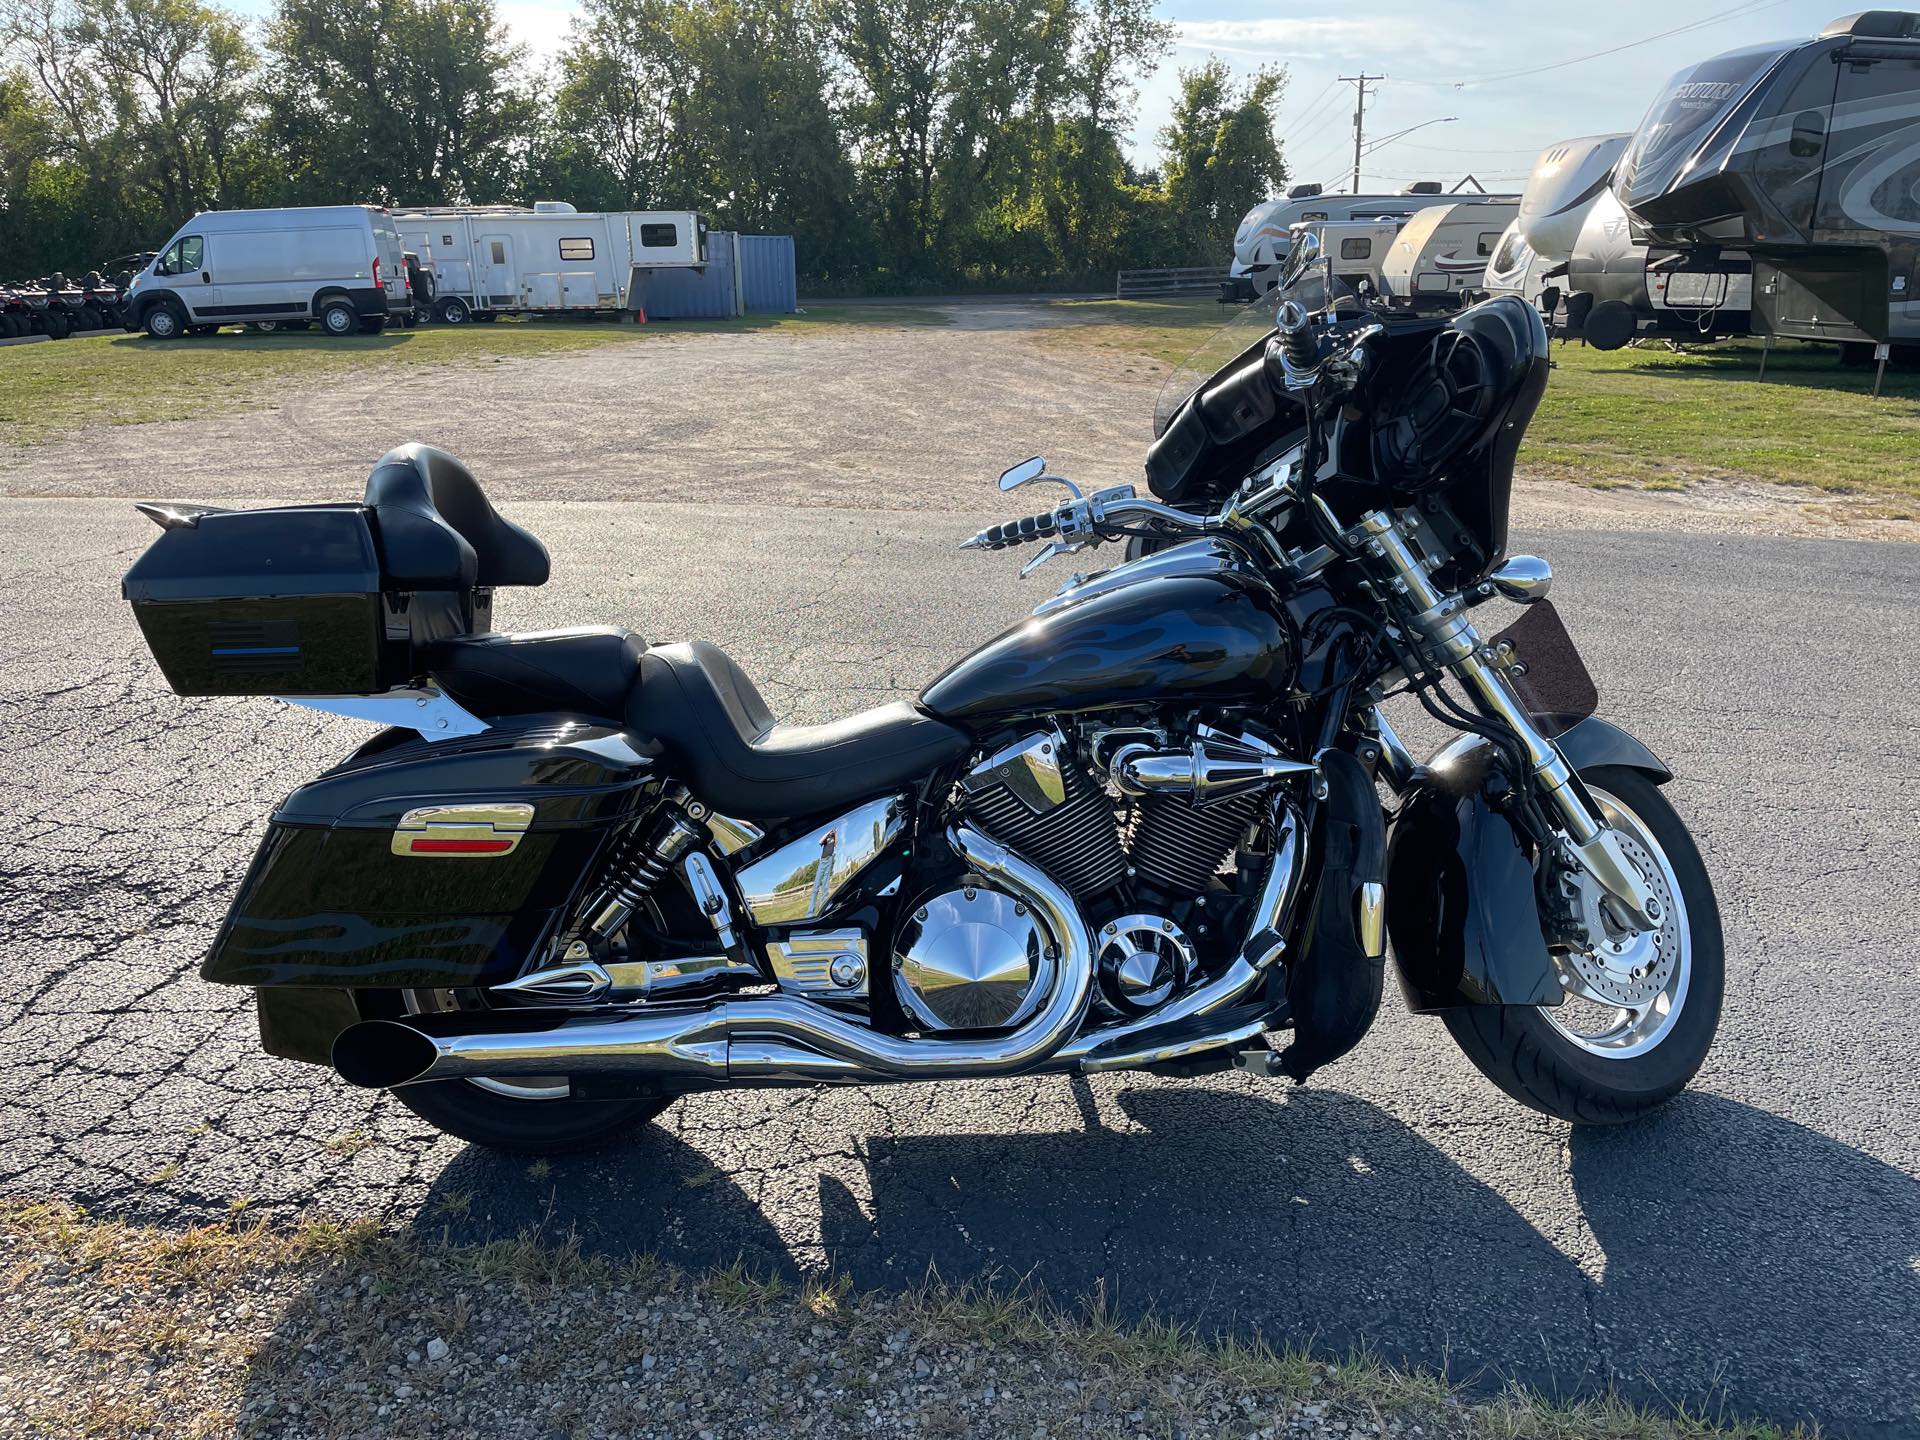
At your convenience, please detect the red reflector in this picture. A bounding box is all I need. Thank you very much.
[409,838,512,854]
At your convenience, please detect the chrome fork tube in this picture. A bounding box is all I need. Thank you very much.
[1351,512,1656,926]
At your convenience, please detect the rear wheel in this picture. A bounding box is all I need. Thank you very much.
[1442,767,1724,1125]
[318,298,358,337]
[365,989,674,1154]
[437,296,470,324]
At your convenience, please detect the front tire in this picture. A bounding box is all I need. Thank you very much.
[1443,767,1724,1124]
[143,304,184,340]
[361,990,673,1154]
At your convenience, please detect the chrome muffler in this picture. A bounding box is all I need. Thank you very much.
[333,808,1308,1092]
[333,825,1096,1090]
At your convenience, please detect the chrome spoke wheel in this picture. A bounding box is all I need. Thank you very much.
[1541,785,1691,1060]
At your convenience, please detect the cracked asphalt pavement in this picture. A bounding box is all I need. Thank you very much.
[1,319,1916,1437]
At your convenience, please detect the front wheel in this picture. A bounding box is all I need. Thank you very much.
[362,989,673,1153]
[1443,766,1724,1125]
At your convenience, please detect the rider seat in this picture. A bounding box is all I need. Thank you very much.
[630,641,970,821]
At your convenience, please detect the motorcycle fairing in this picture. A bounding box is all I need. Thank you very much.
[1387,717,1670,1013]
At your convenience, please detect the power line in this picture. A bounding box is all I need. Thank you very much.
[1386,140,1551,155]
[1277,80,1339,133]
[1385,0,1792,89]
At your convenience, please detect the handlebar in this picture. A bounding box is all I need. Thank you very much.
[961,489,1213,554]
[967,510,1062,550]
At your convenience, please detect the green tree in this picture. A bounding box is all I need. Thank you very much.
[262,0,532,205]
[673,0,855,273]
[543,0,687,210]
[1,0,257,246]
[1159,57,1287,259]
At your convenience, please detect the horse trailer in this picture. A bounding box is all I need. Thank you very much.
[392,204,706,323]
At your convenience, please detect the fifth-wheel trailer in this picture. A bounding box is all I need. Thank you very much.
[392,203,706,323]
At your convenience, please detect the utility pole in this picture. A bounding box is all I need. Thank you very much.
[1339,74,1384,193]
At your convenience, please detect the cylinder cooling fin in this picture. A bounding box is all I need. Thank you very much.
[959,730,1127,899]
[1128,791,1263,895]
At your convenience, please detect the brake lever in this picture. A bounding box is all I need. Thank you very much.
[1019,541,1074,578]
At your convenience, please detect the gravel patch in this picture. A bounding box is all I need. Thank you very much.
[0,1199,1809,1440]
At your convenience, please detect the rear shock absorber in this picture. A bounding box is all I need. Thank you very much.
[583,806,708,943]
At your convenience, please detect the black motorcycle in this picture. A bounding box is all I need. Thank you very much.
[123,238,1722,1153]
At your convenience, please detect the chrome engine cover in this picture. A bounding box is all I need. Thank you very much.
[1095,914,1195,1015]
[894,885,1054,1032]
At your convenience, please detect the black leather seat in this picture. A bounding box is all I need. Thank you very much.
[426,627,644,721]
[630,641,971,821]
[364,443,549,589]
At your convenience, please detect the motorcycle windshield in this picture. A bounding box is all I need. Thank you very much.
[1151,259,1362,437]
[1152,290,1283,438]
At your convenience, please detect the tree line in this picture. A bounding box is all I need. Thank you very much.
[0,0,1288,288]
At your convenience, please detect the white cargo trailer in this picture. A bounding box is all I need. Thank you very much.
[1379,201,1520,311]
[392,203,706,323]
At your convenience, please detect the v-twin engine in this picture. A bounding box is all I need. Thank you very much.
[958,726,1311,904]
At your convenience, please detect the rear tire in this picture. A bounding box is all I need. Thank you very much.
[360,990,673,1154]
[1442,767,1724,1125]
[437,297,471,324]
[318,298,358,337]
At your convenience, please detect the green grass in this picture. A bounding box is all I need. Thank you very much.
[0,303,948,449]
[1525,338,1920,504]
[4,1198,1823,1440]
[1039,295,1244,366]
[1035,298,1920,511]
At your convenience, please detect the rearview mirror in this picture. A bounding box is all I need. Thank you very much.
[998,456,1047,491]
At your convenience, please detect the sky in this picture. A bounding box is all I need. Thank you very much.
[230,0,1850,192]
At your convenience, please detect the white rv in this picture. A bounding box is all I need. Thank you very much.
[1484,132,1749,346]
[121,205,413,339]
[392,204,706,323]
[1227,183,1518,298]
[1379,201,1519,310]
[1288,219,1404,298]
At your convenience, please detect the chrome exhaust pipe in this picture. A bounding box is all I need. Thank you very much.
[332,825,1095,1089]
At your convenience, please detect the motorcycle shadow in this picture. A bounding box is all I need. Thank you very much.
[398,1082,1914,1431]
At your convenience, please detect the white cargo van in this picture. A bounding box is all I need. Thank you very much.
[393,204,705,323]
[123,206,413,339]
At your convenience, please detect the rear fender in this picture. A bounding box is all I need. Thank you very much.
[1386,717,1672,1012]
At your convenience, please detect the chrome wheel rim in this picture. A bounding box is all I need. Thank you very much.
[1540,786,1691,1060]
[401,989,570,1100]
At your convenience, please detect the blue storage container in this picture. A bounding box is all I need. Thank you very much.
[641,232,742,319]
[738,235,798,314]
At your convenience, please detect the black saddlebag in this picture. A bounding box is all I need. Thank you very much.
[202,720,658,991]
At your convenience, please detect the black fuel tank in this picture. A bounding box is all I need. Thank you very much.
[920,572,1295,729]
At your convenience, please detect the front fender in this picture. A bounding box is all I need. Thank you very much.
[1551,714,1671,784]
[1385,718,1672,1011]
